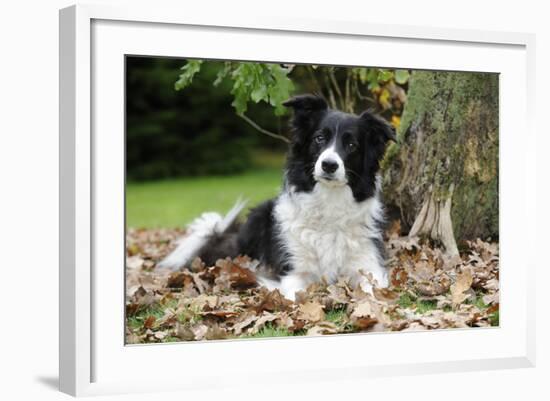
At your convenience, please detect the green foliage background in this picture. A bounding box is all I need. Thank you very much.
[126,57,407,182]
[126,57,286,180]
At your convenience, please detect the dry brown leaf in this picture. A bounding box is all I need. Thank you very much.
[326,284,351,305]
[415,274,451,296]
[373,287,399,303]
[486,303,499,315]
[215,258,257,290]
[153,331,167,340]
[143,315,156,329]
[232,313,259,335]
[176,323,195,341]
[156,309,177,327]
[166,271,194,289]
[125,228,499,342]
[351,300,376,319]
[190,257,206,272]
[483,278,499,291]
[390,267,409,288]
[252,289,293,312]
[205,325,228,340]
[349,299,381,330]
[191,272,210,294]
[126,333,142,344]
[353,317,379,330]
[275,313,295,331]
[451,268,473,307]
[401,322,428,332]
[191,324,209,341]
[307,321,339,336]
[126,255,145,270]
[250,312,279,334]
[297,301,325,322]
[482,291,499,305]
[190,294,218,311]
[200,310,239,319]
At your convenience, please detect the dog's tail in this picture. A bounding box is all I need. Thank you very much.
[157,198,248,271]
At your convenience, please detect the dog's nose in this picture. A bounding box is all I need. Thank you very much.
[322,159,338,174]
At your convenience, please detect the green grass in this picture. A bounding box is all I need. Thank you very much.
[489,310,499,326]
[244,324,297,338]
[126,151,285,228]
[397,293,438,314]
[397,293,415,309]
[469,293,488,310]
[127,299,178,330]
[325,308,348,325]
[416,299,438,314]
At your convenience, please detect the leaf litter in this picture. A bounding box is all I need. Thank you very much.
[125,227,500,343]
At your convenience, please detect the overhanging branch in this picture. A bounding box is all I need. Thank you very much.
[238,113,290,144]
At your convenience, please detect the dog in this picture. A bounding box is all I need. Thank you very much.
[158,94,396,300]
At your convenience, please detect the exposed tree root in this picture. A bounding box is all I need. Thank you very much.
[409,184,459,257]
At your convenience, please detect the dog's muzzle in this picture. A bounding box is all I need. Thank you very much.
[314,147,347,185]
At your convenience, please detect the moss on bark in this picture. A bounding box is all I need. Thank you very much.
[382,71,499,241]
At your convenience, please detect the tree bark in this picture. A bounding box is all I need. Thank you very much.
[382,71,499,253]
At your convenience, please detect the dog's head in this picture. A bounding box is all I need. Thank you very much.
[283,94,395,201]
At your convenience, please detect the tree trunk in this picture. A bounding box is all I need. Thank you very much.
[382,71,499,254]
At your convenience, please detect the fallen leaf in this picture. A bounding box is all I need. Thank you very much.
[200,310,239,319]
[232,313,259,335]
[307,321,339,335]
[190,294,218,311]
[154,331,167,340]
[176,323,195,341]
[351,300,376,319]
[390,267,409,288]
[126,255,145,270]
[215,258,257,290]
[482,291,499,306]
[451,268,473,308]
[166,271,194,289]
[125,228,499,342]
[205,325,228,340]
[297,301,325,322]
[191,324,209,341]
[325,281,353,306]
[252,289,293,312]
[486,303,499,315]
[483,278,499,291]
[415,274,451,296]
[373,287,399,303]
[250,312,279,334]
[143,315,156,329]
[401,322,428,332]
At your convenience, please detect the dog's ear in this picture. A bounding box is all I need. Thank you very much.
[353,111,396,201]
[283,94,328,135]
[359,111,396,167]
[359,111,396,148]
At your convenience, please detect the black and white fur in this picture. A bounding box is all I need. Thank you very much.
[158,94,396,300]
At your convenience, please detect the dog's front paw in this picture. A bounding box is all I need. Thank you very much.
[279,273,308,301]
[359,269,389,294]
[377,269,389,288]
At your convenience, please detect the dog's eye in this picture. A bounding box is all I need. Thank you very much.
[314,135,326,145]
[347,142,358,152]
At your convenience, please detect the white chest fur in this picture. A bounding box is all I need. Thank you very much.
[273,183,387,289]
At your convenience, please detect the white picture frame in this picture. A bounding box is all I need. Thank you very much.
[59,3,536,397]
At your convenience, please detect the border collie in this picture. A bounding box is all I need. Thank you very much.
[158,94,396,300]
